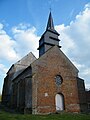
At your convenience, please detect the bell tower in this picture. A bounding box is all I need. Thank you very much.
[38,12,61,57]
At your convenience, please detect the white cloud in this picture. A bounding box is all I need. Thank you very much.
[0,35,19,62]
[55,3,90,88]
[0,23,3,29]
[0,23,6,34]
[12,23,39,58]
[85,84,90,90]
[0,23,39,64]
[0,64,8,74]
[0,63,8,94]
[82,68,90,76]
[0,23,20,63]
[55,24,76,54]
[0,23,40,64]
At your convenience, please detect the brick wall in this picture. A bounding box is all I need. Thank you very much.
[32,46,81,114]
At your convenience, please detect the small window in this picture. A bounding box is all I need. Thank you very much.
[88,103,90,109]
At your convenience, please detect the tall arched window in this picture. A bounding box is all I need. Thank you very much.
[55,93,64,111]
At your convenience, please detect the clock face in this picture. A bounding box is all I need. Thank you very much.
[55,75,62,86]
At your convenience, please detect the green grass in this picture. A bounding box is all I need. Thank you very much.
[0,110,90,120]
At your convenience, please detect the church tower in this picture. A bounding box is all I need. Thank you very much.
[2,11,88,114]
[38,12,61,57]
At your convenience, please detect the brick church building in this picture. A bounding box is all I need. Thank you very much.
[2,12,90,114]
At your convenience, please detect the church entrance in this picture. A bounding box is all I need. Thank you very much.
[55,93,64,111]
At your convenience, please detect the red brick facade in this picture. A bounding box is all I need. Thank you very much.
[31,46,81,114]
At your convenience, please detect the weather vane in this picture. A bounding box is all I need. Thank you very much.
[49,3,52,12]
[49,0,53,12]
[49,7,52,12]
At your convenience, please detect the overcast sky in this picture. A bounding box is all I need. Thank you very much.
[0,0,90,93]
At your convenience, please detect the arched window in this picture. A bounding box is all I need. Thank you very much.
[55,93,64,111]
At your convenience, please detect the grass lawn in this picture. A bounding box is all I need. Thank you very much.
[0,110,90,120]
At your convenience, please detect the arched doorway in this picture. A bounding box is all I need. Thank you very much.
[55,93,64,111]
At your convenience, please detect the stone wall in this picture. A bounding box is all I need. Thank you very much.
[77,78,87,112]
[12,66,32,112]
[86,91,90,112]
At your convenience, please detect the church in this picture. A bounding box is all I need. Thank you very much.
[2,12,90,114]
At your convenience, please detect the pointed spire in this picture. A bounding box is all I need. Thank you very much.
[46,11,54,30]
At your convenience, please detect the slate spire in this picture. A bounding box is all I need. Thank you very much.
[46,12,59,35]
[46,11,54,30]
[38,11,61,57]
